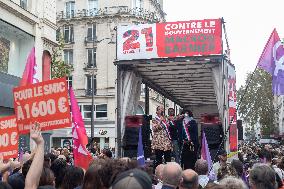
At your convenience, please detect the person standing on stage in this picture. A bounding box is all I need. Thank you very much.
[152,106,172,169]
[167,108,182,164]
[181,110,199,170]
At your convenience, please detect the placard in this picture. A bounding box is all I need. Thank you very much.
[13,78,71,134]
[0,116,19,160]
[228,64,237,152]
[117,19,222,60]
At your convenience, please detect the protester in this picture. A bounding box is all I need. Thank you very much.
[219,176,247,189]
[195,159,213,188]
[100,148,113,159]
[111,168,152,189]
[39,167,55,188]
[154,164,164,189]
[204,183,225,189]
[212,149,228,177]
[60,166,84,189]
[0,182,12,189]
[277,157,284,180]
[24,123,45,189]
[81,159,109,189]
[258,149,283,188]
[231,159,248,186]
[249,163,277,189]
[50,158,68,188]
[161,162,182,189]
[179,169,199,189]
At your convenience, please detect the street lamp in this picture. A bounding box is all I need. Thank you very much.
[90,36,115,148]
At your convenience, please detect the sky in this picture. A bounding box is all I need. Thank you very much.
[163,0,284,88]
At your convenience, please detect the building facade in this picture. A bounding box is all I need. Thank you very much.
[55,0,166,150]
[0,0,57,116]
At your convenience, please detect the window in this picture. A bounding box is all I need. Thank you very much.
[80,104,107,119]
[96,104,107,118]
[20,0,27,10]
[66,76,73,88]
[132,0,142,9]
[86,75,97,95]
[65,1,75,18]
[88,0,98,15]
[87,24,96,41]
[64,25,74,43]
[81,105,95,119]
[64,50,73,65]
[87,48,96,67]
[56,28,61,41]
[136,105,144,115]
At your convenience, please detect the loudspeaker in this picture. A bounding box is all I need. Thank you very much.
[200,114,224,162]
[123,115,152,158]
[237,120,243,140]
[201,114,223,145]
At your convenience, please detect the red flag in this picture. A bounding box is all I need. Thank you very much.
[19,47,39,86]
[70,87,92,170]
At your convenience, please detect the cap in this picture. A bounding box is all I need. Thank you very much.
[112,169,152,189]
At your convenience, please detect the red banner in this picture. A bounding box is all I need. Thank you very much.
[13,78,71,134]
[0,116,19,160]
[228,64,237,152]
[117,19,222,60]
[156,19,222,57]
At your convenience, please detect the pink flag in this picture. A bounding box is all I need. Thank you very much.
[70,87,92,170]
[201,131,216,181]
[19,47,39,86]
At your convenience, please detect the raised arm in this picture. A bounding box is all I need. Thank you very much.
[24,123,44,189]
[152,119,162,132]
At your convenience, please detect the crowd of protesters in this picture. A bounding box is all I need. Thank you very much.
[1,124,284,189]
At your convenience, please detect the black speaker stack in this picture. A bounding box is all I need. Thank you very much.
[123,115,152,159]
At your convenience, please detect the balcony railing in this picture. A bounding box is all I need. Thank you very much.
[85,88,97,96]
[84,63,96,70]
[57,6,164,23]
[84,36,97,44]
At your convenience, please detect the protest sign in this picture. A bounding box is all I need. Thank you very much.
[13,78,71,134]
[0,116,18,160]
[117,19,222,60]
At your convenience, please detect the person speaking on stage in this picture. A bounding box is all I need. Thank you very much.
[152,106,172,169]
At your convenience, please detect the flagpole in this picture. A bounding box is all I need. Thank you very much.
[90,36,95,147]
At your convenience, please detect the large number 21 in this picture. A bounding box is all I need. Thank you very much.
[123,27,153,52]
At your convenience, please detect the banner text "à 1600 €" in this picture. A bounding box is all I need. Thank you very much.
[13,78,72,134]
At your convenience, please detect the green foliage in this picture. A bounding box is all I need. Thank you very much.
[51,36,73,79]
[237,68,277,136]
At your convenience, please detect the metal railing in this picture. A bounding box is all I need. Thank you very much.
[57,6,164,23]
[84,63,96,69]
[84,36,97,43]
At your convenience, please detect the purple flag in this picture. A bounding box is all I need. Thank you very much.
[257,29,284,95]
[137,126,145,167]
[201,131,216,181]
[19,148,23,162]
